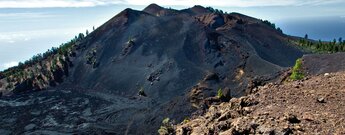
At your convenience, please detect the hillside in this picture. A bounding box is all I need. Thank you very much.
[0,4,305,134]
[174,52,345,134]
[175,66,345,135]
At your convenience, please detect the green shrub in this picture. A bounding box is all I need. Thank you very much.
[158,118,174,135]
[138,87,147,97]
[217,88,223,98]
[163,118,170,125]
[51,58,58,71]
[183,118,190,123]
[290,58,304,80]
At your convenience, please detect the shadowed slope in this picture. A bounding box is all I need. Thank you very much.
[0,4,304,134]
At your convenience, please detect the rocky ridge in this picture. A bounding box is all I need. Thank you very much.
[175,69,345,135]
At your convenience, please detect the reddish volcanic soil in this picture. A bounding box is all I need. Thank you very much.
[176,71,345,134]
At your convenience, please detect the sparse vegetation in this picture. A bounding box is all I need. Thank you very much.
[217,88,223,98]
[138,87,147,97]
[86,47,98,68]
[1,33,85,78]
[290,58,304,81]
[183,118,190,123]
[51,58,58,71]
[0,28,94,91]
[262,20,283,33]
[158,118,175,135]
[297,35,345,53]
[127,35,135,44]
[206,7,227,14]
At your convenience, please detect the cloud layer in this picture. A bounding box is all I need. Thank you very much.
[2,61,18,69]
[0,0,344,8]
[0,0,122,8]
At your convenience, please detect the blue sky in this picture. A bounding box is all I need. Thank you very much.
[0,0,345,70]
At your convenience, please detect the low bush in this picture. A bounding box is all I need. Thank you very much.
[158,118,175,135]
[290,58,304,80]
[217,88,223,98]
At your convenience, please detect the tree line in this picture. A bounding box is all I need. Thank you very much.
[206,7,228,14]
[0,29,92,79]
[298,34,345,53]
[262,20,283,33]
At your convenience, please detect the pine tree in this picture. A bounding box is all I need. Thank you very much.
[78,33,85,40]
[86,30,89,36]
[304,34,308,39]
[339,37,343,44]
[335,45,339,52]
[277,27,283,33]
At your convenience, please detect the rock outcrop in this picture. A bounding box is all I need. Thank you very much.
[176,71,345,134]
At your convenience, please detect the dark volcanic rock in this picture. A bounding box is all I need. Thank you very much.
[222,87,232,101]
[143,3,164,14]
[0,4,304,134]
[302,52,345,75]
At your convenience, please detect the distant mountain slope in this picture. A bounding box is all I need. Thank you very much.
[0,4,304,134]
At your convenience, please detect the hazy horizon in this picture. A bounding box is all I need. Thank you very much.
[1,0,345,70]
